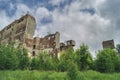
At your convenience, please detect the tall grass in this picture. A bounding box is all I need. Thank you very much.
[0,70,119,80]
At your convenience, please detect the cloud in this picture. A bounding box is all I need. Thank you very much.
[0,0,119,57]
[9,2,14,10]
[34,7,52,36]
[15,3,31,17]
[97,0,120,46]
[49,0,65,6]
[9,1,113,57]
[0,3,33,30]
[36,7,51,19]
[35,0,111,57]
[0,11,11,30]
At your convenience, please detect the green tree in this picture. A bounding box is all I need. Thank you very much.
[38,52,45,70]
[116,44,120,55]
[114,56,120,72]
[30,57,39,70]
[0,44,19,70]
[95,48,117,73]
[37,52,55,71]
[43,56,56,71]
[58,48,76,71]
[67,61,78,80]
[76,43,92,70]
[18,49,30,70]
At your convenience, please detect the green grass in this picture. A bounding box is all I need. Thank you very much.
[0,70,120,80]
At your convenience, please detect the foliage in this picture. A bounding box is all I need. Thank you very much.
[95,48,117,73]
[0,43,120,73]
[30,52,58,71]
[0,44,29,70]
[58,48,76,71]
[0,44,19,70]
[37,52,45,70]
[0,70,120,80]
[43,56,58,71]
[75,43,93,70]
[114,56,120,72]
[116,44,120,55]
[30,58,39,70]
[18,49,30,70]
[67,61,78,80]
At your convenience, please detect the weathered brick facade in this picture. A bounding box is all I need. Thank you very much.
[102,40,115,49]
[0,14,75,58]
[0,13,36,57]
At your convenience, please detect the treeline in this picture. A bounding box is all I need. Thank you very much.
[0,44,120,73]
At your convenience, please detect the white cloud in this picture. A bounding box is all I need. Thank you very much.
[0,3,33,30]
[1,0,119,57]
[0,11,11,30]
[97,0,120,46]
[15,3,31,17]
[36,7,51,19]
[48,0,65,6]
[9,2,14,10]
[34,0,112,57]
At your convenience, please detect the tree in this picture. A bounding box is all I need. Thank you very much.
[58,48,76,71]
[95,48,117,73]
[67,61,78,80]
[116,44,120,55]
[18,49,30,70]
[43,56,57,71]
[0,44,19,70]
[76,43,92,70]
[30,57,39,70]
[37,52,45,70]
[114,56,120,72]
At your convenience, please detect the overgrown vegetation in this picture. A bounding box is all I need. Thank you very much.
[0,70,120,80]
[0,43,120,79]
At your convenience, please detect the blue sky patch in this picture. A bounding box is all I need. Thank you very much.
[40,15,53,25]
[80,8,95,15]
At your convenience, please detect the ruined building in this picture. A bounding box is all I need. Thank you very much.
[102,40,115,49]
[60,40,75,51]
[0,13,36,57]
[0,14,75,58]
[32,32,60,57]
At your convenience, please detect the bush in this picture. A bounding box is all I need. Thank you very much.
[58,48,76,72]
[67,61,78,80]
[75,43,92,70]
[114,56,120,72]
[0,44,19,70]
[18,49,30,70]
[30,58,39,70]
[95,48,117,73]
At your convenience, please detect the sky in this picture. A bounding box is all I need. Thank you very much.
[0,0,120,57]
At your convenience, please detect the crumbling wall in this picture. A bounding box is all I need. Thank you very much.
[60,40,75,51]
[32,32,60,57]
[102,40,115,49]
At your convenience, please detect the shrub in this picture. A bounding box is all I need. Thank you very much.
[67,61,78,80]
[95,48,117,73]
[0,44,19,70]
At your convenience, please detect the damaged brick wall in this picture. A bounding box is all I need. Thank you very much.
[0,13,76,58]
[102,40,115,49]
[32,32,60,57]
[60,40,75,51]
